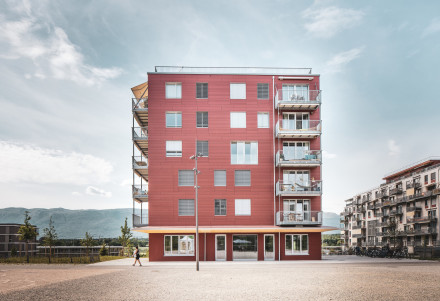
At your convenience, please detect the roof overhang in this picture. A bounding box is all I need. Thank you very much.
[133,226,338,234]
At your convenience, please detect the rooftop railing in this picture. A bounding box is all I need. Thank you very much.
[276,211,322,226]
[154,66,314,75]
[275,150,322,167]
[276,180,322,196]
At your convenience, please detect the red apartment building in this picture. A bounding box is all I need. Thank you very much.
[131,66,334,261]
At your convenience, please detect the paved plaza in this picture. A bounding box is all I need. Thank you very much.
[1,256,440,300]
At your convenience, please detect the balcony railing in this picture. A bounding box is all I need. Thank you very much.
[275,120,322,138]
[276,211,322,226]
[352,234,364,238]
[378,191,389,198]
[407,216,437,224]
[275,89,321,109]
[407,206,422,212]
[276,150,322,167]
[133,213,148,227]
[132,98,148,111]
[132,156,148,169]
[276,180,322,196]
[132,185,148,202]
[132,127,148,140]
[390,188,403,195]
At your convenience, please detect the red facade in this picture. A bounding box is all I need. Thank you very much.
[132,68,326,261]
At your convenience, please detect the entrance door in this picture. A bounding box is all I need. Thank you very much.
[264,234,275,260]
[215,235,226,261]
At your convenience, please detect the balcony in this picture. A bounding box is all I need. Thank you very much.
[133,213,148,228]
[132,96,148,128]
[132,127,148,155]
[276,180,322,196]
[132,156,148,181]
[407,216,437,224]
[406,228,436,236]
[276,211,322,226]
[132,97,148,111]
[132,185,148,203]
[378,191,389,199]
[352,234,364,238]
[382,200,392,207]
[275,120,321,138]
[407,206,422,212]
[275,89,321,110]
[276,150,322,167]
[390,188,403,195]
[367,204,375,210]
[433,188,440,195]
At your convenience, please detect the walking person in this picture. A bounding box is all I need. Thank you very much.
[133,246,142,266]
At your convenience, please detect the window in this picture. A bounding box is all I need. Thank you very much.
[231,142,258,164]
[165,83,182,99]
[215,199,227,216]
[196,112,208,128]
[230,112,246,128]
[196,83,208,99]
[283,142,310,160]
[230,83,246,99]
[178,170,194,186]
[214,170,226,186]
[164,235,194,256]
[285,234,308,255]
[425,175,428,184]
[431,172,436,182]
[257,112,269,128]
[282,112,309,130]
[282,85,309,101]
[166,112,182,128]
[257,83,269,99]
[235,199,251,215]
[235,170,251,186]
[166,141,182,157]
[196,141,209,157]
[178,199,194,216]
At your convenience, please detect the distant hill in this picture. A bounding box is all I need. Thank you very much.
[0,207,140,238]
[0,207,341,238]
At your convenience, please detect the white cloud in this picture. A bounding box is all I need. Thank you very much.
[388,139,400,156]
[0,3,122,86]
[323,150,337,159]
[422,18,440,37]
[85,186,112,198]
[0,141,113,185]
[72,191,82,196]
[325,47,364,73]
[120,178,132,187]
[302,6,364,38]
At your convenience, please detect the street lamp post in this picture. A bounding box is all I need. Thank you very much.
[190,152,202,271]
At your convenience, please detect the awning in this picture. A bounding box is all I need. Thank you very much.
[133,225,338,234]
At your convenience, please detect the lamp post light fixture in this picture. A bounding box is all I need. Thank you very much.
[190,152,202,271]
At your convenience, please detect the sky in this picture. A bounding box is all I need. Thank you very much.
[1,0,440,213]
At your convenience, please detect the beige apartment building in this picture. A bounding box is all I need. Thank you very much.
[340,157,440,253]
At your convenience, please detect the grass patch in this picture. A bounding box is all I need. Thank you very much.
[0,255,126,264]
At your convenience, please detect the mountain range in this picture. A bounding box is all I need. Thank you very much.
[0,207,341,238]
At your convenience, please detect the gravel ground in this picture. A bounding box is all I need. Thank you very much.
[1,256,440,300]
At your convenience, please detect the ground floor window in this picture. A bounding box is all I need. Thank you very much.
[232,234,258,260]
[285,234,308,255]
[164,235,194,256]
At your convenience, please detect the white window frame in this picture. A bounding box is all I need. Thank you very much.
[231,141,258,165]
[196,83,208,99]
[235,170,251,186]
[230,83,246,99]
[215,199,227,216]
[165,82,182,99]
[178,170,194,186]
[164,235,195,256]
[285,234,309,255]
[196,112,208,128]
[166,112,182,128]
[257,83,269,100]
[257,112,269,128]
[230,112,246,128]
[166,141,182,157]
[235,199,251,216]
[178,199,195,216]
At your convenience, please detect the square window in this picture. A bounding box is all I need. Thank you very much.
[196,112,208,128]
[166,141,182,157]
[235,199,251,216]
[178,199,194,216]
[257,83,269,99]
[231,142,258,164]
[230,83,246,99]
[166,112,182,128]
[230,112,246,128]
[178,170,194,186]
[196,141,209,157]
[165,83,182,99]
[235,170,251,186]
[257,112,269,128]
[196,83,208,99]
[214,170,226,186]
[215,199,227,216]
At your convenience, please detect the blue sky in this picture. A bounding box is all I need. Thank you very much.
[1,0,440,213]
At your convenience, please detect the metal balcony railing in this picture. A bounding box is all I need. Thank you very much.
[274,89,321,109]
[275,150,322,167]
[132,127,148,140]
[132,185,148,201]
[390,188,403,195]
[407,206,422,212]
[407,216,437,224]
[276,180,322,196]
[276,211,322,226]
[275,120,322,138]
[132,156,148,169]
[132,98,148,111]
[133,213,148,227]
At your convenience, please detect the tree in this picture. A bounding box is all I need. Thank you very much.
[42,216,58,263]
[18,211,38,263]
[99,242,108,256]
[118,217,132,256]
[81,232,94,257]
